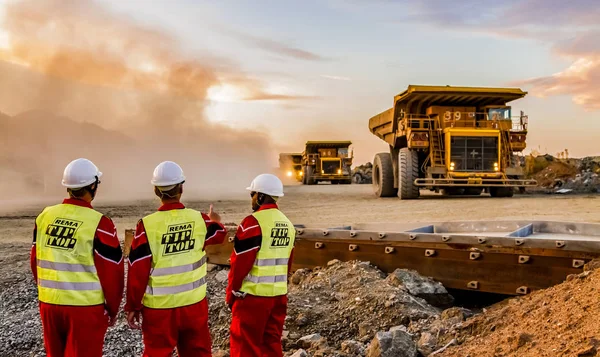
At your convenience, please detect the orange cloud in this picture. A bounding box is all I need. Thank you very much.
[0,0,311,102]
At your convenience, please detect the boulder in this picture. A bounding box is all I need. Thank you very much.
[297,333,327,349]
[366,329,417,357]
[341,340,366,356]
[290,349,308,357]
[387,269,454,308]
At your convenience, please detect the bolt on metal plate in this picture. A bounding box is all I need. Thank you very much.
[425,249,436,257]
[314,242,324,249]
[469,252,481,260]
[349,244,358,252]
[467,281,479,289]
[385,246,395,254]
[378,233,386,239]
[556,241,566,248]
[573,259,585,268]
[515,239,524,246]
[442,235,451,242]
[322,230,329,236]
[478,237,486,244]
[228,236,234,243]
[409,234,417,240]
[516,286,530,295]
[518,255,530,264]
[350,231,357,237]
[296,229,304,235]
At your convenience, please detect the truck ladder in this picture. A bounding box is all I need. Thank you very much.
[429,127,445,167]
[500,130,512,170]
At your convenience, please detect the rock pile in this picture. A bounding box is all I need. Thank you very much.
[525,154,600,194]
[352,163,372,184]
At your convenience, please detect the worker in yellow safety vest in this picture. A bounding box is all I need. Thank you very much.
[227,173,296,357]
[31,158,124,357]
[125,161,227,357]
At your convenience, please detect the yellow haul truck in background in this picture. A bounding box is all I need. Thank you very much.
[279,153,303,182]
[302,141,353,185]
[369,85,536,199]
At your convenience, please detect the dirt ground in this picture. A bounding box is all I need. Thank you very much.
[2,185,600,356]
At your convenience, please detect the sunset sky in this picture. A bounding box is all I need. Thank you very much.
[0,0,598,165]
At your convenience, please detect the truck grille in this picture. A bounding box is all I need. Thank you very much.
[322,160,341,174]
[450,136,498,172]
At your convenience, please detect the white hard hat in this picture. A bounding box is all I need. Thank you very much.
[62,158,102,188]
[246,174,284,197]
[151,161,186,188]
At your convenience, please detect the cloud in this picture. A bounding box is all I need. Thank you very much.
[0,0,291,201]
[514,31,600,110]
[371,0,600,110]
[217,27,325,61]
[0,0,309,102]
[320,74,351,81]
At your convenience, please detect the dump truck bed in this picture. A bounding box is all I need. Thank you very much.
[369,85,527,147]
[125,219,600,296]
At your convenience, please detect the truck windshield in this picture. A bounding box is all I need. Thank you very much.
[488,108,511,120]
[338,148,349,158]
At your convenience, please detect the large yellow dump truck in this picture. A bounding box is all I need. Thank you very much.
[369,85,536,199]
[302,141,353,185]
[279,152,303,182]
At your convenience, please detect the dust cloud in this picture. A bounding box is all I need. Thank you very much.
[0,0,280,206]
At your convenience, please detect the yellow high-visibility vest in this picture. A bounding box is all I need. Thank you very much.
[240,209,295,297]
[142,208,208,309]
[35,203,104,306]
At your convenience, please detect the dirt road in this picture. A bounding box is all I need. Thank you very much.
[2,185,600,246]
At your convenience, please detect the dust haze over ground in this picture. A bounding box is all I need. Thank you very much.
[0,0,295,205]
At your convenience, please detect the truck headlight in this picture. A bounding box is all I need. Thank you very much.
[450,162,455,171]
[337,169,342,174]
[494,162,499,171]
[299,171,303,176]
[287,171,293,177]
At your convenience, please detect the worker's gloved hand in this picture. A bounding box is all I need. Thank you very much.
[127,311,142,330]
[208,204,221,223]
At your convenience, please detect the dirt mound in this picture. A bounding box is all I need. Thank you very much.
[525,154,600,194]
[531,160,578,187]
[439,264,600,357]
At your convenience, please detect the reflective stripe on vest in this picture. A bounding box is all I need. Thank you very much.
[35,203,104,306]
[142,208,208,309]
[239,209,295,297]
[38,259,97,273]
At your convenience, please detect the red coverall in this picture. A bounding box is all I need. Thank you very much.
[227,203,294,357]
[125,202,227,357]
[30,198,125,357]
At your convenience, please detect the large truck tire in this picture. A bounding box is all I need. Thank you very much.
[306,166,316,185]
[302,167,307,184]
[373,153,397,197]
[398,148,420,200]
